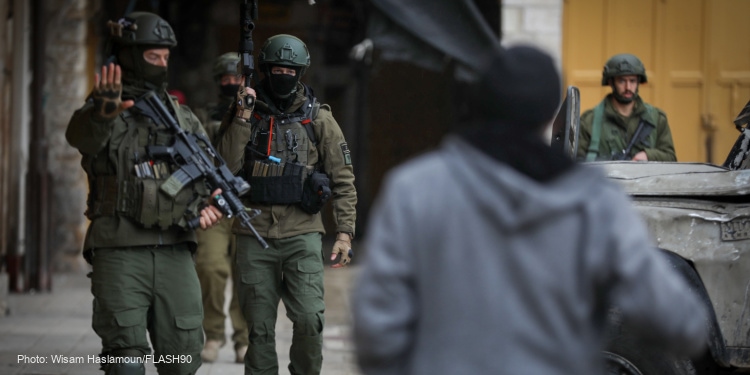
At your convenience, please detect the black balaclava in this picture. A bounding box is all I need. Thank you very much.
[262,80,295,113]
[458,45,573,183]
[220,84,240,99]
[118,45,169,93]
[267,65,301,99]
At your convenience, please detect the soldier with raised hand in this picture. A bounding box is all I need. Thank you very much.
[66,12,222,375]
[577,53,677,161]
[193,52,249,364]
[217,34,357,375]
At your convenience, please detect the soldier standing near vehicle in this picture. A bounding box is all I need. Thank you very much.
[194,52,249,364]
[66,12,223,374]
[577,53,677,161]
[217,34,357,375]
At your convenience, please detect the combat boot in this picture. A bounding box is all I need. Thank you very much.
[201,339,223,363]
[235,345,248,364]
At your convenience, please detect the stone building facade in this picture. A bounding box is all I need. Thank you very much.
[502,0,563,69]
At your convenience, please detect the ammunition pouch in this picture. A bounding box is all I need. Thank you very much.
[130,176,201,230]
[247,175,303,204]
[85,175,120,218]
[244,162,306,204]
[85,173,206,230]
[300,171,331,214]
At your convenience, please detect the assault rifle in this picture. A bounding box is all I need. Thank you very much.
[133,91,268,249]
[239,0,258,106]
[612,119,656,161]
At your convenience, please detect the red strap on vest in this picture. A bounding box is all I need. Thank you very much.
[266,117,274,156]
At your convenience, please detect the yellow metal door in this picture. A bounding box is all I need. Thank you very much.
[704,0,750,164]
[563,0,750,163]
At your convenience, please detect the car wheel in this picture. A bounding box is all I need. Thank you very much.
[603,347,695,375]
[604,309,697,375]
[603,350,643,375]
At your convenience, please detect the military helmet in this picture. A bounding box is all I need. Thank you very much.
[213,52,240,83]
[258,34,311,75]
[601,53,647,85]
[109,11,177,48]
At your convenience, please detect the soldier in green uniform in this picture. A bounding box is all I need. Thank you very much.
[66,12,223,375]
[193,52,249,364]
[217,34,357,375]
[577,53,677,161]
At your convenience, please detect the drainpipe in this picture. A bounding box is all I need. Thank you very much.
[24,0,51,292]
[7,0,32,293]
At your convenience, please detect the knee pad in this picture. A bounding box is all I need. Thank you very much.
[104,349,146,375]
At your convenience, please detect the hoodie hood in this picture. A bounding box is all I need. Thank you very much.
[441,136,602,230]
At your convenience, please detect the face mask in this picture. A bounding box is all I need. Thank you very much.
[268,73,298,99]
[142,63,168,89]
[220,84,240,98]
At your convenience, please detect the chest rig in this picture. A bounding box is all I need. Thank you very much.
[241,90,322,206]
[85,98,206,229]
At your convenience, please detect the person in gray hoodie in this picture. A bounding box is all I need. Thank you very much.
[351,45,708,375]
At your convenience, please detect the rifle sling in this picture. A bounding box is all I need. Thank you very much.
[585,101,605,162]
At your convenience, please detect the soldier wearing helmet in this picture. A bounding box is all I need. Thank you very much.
[217,34,357,374]
[66,12,223,375]
[193,52,249,365]
[195,52,243,140]
[577,53,676,161]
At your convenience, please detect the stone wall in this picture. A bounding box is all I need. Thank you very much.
[44,0,93,272]
[502,0,563,68]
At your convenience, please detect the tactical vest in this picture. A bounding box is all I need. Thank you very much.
[585,99,659,161]
[84,98,207,230]
[241,90,321,205]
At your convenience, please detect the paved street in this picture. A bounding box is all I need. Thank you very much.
[0,263,362,375]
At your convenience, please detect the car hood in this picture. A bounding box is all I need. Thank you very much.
[594,161,750,196]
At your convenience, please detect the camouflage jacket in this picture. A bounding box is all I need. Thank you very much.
[577,95,676,161]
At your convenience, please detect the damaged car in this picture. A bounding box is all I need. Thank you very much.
[553,90,750,375]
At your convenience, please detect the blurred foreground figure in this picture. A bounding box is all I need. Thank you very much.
[351,2,708,374]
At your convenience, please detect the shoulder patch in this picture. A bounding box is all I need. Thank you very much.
[340,142,352,165]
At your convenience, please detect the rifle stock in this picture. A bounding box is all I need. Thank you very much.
[133,91,268,249]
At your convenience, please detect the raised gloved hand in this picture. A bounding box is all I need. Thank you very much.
[92,63,133,121]
[330,232,353,269]
[235,84,256,121]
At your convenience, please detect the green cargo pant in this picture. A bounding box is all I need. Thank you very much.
[195,219,248,348]
[90,243,203,375]
[235,232,325,375]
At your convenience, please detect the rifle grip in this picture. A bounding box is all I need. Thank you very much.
[187,216,201,230]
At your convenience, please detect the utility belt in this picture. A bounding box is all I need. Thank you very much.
[242,159,331,214]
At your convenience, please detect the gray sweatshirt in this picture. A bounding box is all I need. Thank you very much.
[352,135,707,375]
